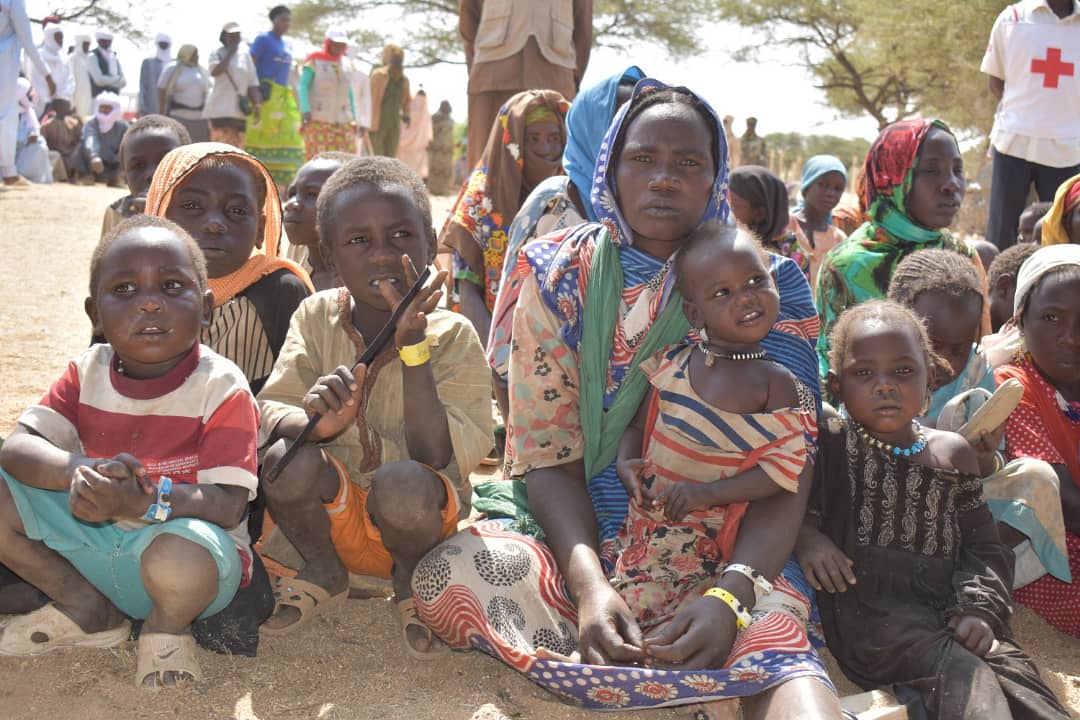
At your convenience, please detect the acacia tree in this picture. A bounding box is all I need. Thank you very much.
[30,0,146,42]
[715,0,1001,134]
[289,0,726,67]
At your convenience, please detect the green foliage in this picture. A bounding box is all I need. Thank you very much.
[714,0,1001,134]
[287,0,725,69]
[763,133,870,179]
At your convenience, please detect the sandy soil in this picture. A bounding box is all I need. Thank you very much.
[0,183,1077,719]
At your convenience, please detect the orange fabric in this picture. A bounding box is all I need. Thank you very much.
[323,454,459,578]
[145,141,314,307]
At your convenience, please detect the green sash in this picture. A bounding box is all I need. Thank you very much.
[579,231,691,481]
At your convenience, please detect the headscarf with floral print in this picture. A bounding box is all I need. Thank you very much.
[440,89,569,310]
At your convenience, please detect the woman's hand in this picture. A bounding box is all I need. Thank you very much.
[304,364,368,442]
[795,524,856,593]
[575,584,646,666]
[948,614,997,657]
[377,255,447,350]
[644,594,738,669]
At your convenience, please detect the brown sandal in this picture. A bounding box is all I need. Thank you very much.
[260,576,347,636]
[393,597,450,661]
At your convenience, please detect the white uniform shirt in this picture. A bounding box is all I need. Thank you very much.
[981,0,1080,167]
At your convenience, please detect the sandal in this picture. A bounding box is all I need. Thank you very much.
[260,576,347,636]
[0,603,130,656]
[135,632,201,688]
[393,597,450,661]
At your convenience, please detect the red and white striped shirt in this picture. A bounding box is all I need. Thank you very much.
[17,344,259,580]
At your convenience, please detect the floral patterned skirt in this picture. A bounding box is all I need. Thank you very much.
[412,520,836,711]
[301,120,355,160]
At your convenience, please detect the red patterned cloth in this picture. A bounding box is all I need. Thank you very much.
[997,355,1080,637]
[1014,532,1080,637]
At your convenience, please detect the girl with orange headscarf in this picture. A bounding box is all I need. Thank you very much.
[146,142,314,396]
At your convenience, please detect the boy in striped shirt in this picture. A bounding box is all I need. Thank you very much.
[0,215,260,688]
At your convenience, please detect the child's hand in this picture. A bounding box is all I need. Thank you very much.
[795,526,856,593]
[377,255,448,350]
[969,424,1006,477]
[305,364,368,442]
[653,481,712,522]
[68,454,154,523]
[616,457,652,506]
[948,614,998,657]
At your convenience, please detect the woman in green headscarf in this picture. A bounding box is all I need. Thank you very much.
[815,119,990,378]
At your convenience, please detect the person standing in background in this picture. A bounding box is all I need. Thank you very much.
[723,114,742,167]
[741,116,768,168]
[298,29,356,157]
[87,30,125,98]
[981,0,1080,250]
[397,87,431,179]
[158,45,210,142]
[138,32,171,116]
[28,22,71,116]
[459,0,591,170]
[428,100,454,194]
[368,44,410,157]
[69,34,92,117]
[206,22,260,148]
[247,5,305,190]
[1,0,54,189]
[343,42,371,153]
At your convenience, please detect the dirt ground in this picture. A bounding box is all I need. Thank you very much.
[0,183,1077,719]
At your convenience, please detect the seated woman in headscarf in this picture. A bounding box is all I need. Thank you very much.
[486,68,642,408]
[158,45,210,143]
[729,165,809,279]
[439,89,568,347]
[815,119,990,379]
[412,79,842,718]
[1040,174,1080,246]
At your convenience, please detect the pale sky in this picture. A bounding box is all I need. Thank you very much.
[28,0,882,141]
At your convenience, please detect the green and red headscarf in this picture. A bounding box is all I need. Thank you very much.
[815,118,977,377]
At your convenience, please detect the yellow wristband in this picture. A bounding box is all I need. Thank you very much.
[398,337,431,367]
[703,587,752,631]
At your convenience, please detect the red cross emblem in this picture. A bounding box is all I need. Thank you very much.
[1031,47,1075,89]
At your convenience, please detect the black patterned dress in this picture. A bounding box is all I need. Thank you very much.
[810,418,1068,720]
